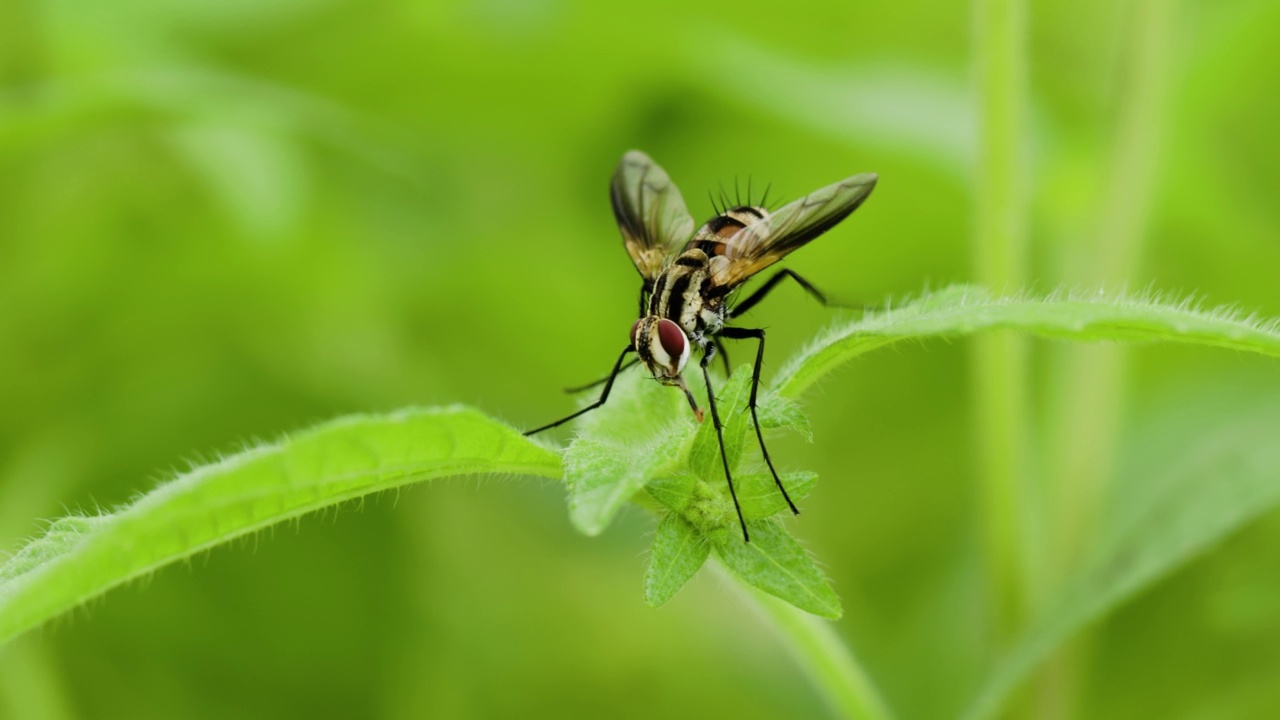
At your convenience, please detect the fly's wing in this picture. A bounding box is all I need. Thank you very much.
[611,150,696,282]
[708,172,878,289]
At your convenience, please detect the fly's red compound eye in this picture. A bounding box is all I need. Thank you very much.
[655,319,686,360]
[630,319,643,347]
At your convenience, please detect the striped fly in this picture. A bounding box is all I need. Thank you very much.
[526,150,877,542]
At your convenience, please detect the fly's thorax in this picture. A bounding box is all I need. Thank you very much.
[649,249,721,337]
[630,315,690,380]
[687,205,768,258]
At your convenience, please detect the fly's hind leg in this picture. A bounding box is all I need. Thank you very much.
[700,346,749,542]
[718,326,799,515]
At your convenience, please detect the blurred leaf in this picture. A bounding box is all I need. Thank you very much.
[691,32,973,175]
[0,407,561,647]
[644,513,709,608]
[716,520,841,620]
[776,285,1280,398]
[169,122,307,239]
[962,407,1280,719]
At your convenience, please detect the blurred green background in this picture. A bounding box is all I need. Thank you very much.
[2,0,1279,717]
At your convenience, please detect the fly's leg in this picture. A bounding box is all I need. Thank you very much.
[713,337,732,378]
[525,346,634,435]
[729,269,832,319]
[701,348,749,542]
[719,326,799,515]
[562,357,640,394]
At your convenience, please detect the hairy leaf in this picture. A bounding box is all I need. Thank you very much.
[687,367,755,484]
[735,471,819,519]
[645,513,710,608]
[717,520,842,619]
[565,436,681,536]
[776,286,1280,398]
[0,407,561,647]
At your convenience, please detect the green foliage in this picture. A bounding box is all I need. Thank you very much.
[3,286,1278,719]
[964,404,1280,719]
[644,514,707,608]
[777,285,1280,398]
[0,408,561,646]
[5,1,1280,716]
[717,521,842,619]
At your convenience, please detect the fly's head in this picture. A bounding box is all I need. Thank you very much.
[630,316,703,422]
[631,316,689,382]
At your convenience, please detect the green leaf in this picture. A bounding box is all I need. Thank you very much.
[564,436,681,536]
[644,513,710,607]
[0,407,561,647]
[645,474,697,514]
[687,367,754,483]
[757,394,813,441]
[776,285,1280,398]
[962,405,1280,719]
[560,368,691,535]
[736,471,819,520]
[566,364,812,539]
[716,520,842,619]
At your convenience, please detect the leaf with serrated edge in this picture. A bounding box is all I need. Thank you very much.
[756,394,813,441]
[716,520,841,619]
[736,471,818,519]
[645,513,710,607]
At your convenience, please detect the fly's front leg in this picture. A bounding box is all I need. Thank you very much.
[525,346,634,435]
[718,326,799,515]
[561,357,640,394]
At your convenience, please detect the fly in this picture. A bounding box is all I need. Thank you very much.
[525,150,878,542]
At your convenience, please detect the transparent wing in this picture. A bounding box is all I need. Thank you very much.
[610,150,696,282]
[709,172,878,289]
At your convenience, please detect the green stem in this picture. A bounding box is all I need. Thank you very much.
[1046,0,1176,589]
[1036,2,1175,717]
[716,561,895,720]
[971,0,1031,643]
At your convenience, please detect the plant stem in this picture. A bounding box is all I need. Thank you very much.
[1036,2,1175,717]
[1046,0,1176,590]
[717,561,895,720]
[971,0,1031,644]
